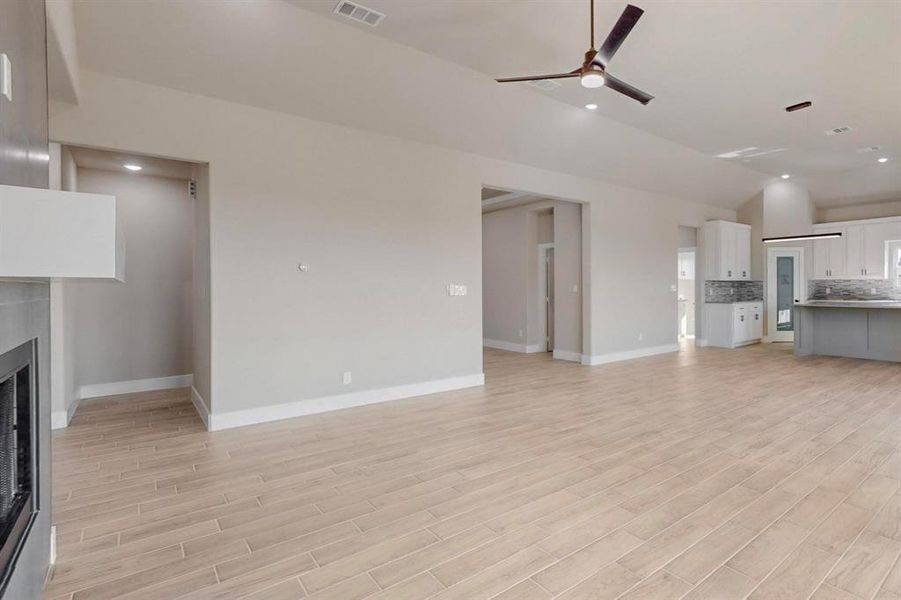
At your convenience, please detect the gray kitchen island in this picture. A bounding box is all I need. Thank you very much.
[794,301,901,362]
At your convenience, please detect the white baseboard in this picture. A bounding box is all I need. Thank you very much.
[209,373,485,432]
[50,411,68,430]
[190,386,210,431]
[525,344,543,354]
[697,338,709,347]
[50,393,82,430]
[552,349,582,363]
[78,374,193,400]
[581,344,680,366]
[483,338,535,353]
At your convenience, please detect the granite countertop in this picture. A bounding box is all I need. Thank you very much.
[795,300,901,310]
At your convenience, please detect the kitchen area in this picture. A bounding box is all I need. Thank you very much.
[795,216,901,362]
[701,215,901,362]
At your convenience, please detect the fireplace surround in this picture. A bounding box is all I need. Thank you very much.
[0,339,37,595]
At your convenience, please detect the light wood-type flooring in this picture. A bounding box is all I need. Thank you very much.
[47,344,901,600]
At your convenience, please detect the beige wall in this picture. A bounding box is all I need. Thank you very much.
[816,199,901,223]
[482,207,528,346]
[51,71,735,424]
[69,168,194,388]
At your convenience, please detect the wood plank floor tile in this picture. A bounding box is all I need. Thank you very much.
[45,345,901,599]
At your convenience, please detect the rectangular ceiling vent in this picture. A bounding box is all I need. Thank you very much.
[856,145,881,153]
[825,126,853,136]
[526,80,562,92]
[334,1,385,27]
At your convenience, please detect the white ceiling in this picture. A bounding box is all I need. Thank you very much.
[298,0,901,207]
[68,146,196,180]
[68,0,900,208]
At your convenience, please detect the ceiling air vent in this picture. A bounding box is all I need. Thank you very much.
[526,80,562,92]
[856,145,882,153]
[825,126,853,136]
[334,1,385,27]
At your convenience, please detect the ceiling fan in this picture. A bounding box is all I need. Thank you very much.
[495,0,653,105]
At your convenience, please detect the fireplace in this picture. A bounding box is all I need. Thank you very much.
[0,340,37,594]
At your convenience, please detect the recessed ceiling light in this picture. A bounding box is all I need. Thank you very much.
[877,157,888,163]
[585,103,598,110]
[123,164,142,172]
[781,174,790,179]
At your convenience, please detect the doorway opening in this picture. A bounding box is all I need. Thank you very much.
[767,247,804,342]
[676,225,699,346]
[481,188,586,366]
[48,144,211,429]
[677,248,696,339]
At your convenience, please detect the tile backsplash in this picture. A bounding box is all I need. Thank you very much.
[808,279,901,301]
[705,280,764,303]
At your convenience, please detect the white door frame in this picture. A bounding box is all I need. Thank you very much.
[767,246,805,342]
[537,243,555,352]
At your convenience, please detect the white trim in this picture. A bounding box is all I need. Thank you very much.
[552,349,581,362]
[209,373,485,431]
[483,338,534,353]
[191,386,210,431]
[78,374,193,400]
[581,344,680,366]
[50,411,68,430]
[51,392,82,430]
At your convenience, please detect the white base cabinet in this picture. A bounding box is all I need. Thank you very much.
[704,302,763,348]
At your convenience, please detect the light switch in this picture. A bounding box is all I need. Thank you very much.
[1,54,11,102]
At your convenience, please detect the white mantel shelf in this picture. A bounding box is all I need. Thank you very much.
[0,184,124,280]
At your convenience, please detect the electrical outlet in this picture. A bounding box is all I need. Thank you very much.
[572,284,578,293]
[518,329,523,338]
[638,333,644,341]
[826,287,831,295]
[342,371,352,385]
[871,288,877,295]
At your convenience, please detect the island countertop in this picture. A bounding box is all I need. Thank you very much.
[795,300,901,362]
[795,301,901,310]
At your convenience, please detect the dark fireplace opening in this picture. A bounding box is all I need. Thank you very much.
[0,340,37,594]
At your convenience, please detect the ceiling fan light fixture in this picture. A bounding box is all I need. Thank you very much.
[580,70,605,89]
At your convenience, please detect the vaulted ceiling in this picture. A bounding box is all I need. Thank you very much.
[66,0,900,208]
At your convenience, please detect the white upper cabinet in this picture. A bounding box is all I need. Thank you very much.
[814,218,901,280]
[812,226,845,279]
[703,220,751,281]
[735,226,751,280]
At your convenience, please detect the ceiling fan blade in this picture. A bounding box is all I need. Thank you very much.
[593,4,644,68]
[604,73,654,104]
[496,71,579,83]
